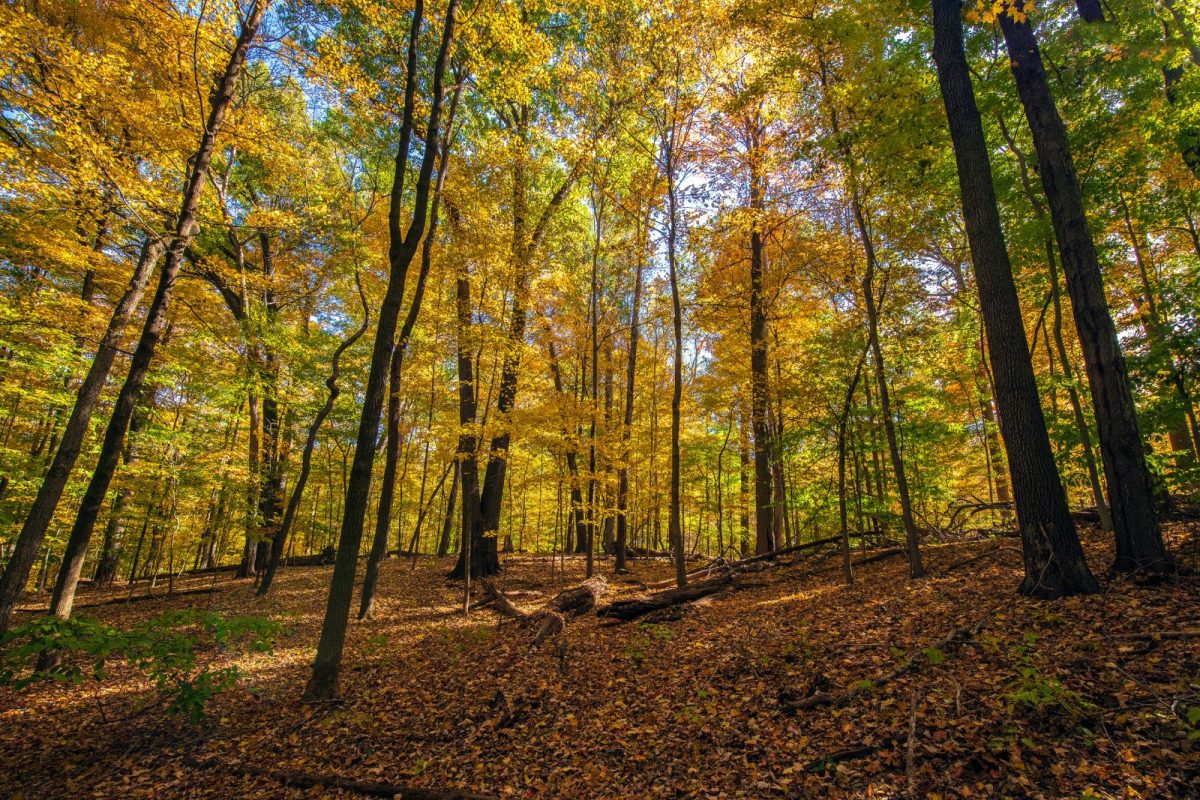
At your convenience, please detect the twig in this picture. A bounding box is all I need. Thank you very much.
[905,687,920,796]
[188,757,496,799]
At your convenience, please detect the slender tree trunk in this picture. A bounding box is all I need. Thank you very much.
[239,387,262,578]
[449,117,581,580]
[436,462,458,557]
[931,0,1097,597]
[0,237,160,633]
[666,131,687,590]
[998,12,1172,576]
[738,404,751,557]
[1161,4,1200,180]
[42,1,268,630]
[360,157,464,603]
[839,351,868,585]
[615,227,645,572]
[305,0,457,703]
[1120,197,1199,466]
[856,212,923,577]
[257,273,369,596]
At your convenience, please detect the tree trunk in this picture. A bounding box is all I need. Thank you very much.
[42,1,267,627]
[998,12,1171,576]
[0,237,160,633]
[666,125,688,590]
[239,387,262,578]
[857,211,923,578]
[1074,0,1103,23]
[748,161,774,558]
[931,0,1097,598]
[258,272,370,596]
[996,112,1112,530]
[305,0,457,703]
[449,115,581,581]
[359,115,457,612]
[838,351,868,585]
[437,462,459,558]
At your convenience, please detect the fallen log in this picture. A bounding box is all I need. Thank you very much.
[736,535,841,566]
[597,572,735,621]
[642,540,840,591]
[190,758,494,799]
[481,576,609,650]
[625,545,671,558]
[19,586,218,613]
[549,576,608,616]
[478,581,525,619]
[789,547,901,582]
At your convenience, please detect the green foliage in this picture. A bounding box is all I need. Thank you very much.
[1004,633,1095,722]
[0,610,278,723]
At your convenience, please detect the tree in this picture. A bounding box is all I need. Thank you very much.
[41,0,271,629]
[997,2,1173,576]
[304,0,459,703]
[930,0,1097,598]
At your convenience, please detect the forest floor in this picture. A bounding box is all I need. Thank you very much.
[1,523,1198,800]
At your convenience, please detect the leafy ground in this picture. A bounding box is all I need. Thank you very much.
[1,524,1198,799]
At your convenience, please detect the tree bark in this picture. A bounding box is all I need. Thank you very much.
[998,11,1172,576]
[0,236,161,633]
[304,0,457,703]
[931,0,1097,598]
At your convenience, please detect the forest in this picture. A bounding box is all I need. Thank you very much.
[0,0,1198,796]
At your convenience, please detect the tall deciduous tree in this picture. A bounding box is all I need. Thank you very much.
[304,0,458,703]
[931,0,1097,598]
[997,3,1173,576]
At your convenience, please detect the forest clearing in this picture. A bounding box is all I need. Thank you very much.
[3,0,1200,795]
[1,525,1197,799]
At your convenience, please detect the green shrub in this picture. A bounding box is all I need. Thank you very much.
[0,609,278,723]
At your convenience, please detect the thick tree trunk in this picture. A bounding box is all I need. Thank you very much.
[998,12,1172,576]
[995,113,1113,531]
[747,136,774,559]
[1074,0,1104,23]
[931,0,1097,598]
